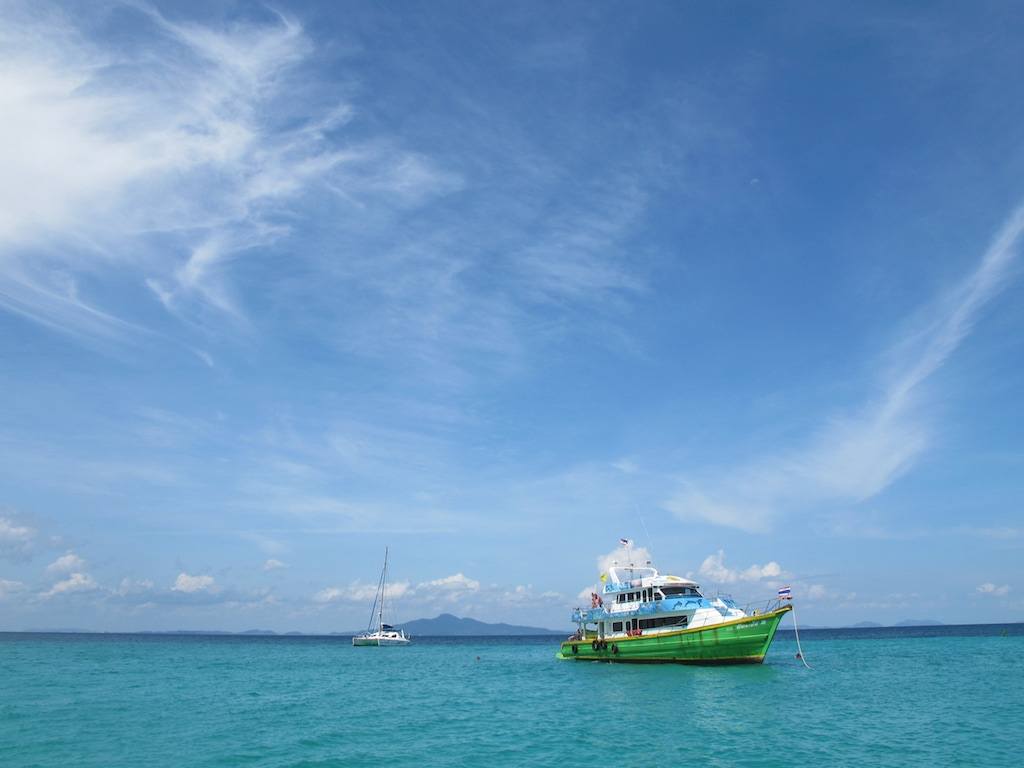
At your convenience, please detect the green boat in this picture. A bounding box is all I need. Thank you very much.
[557,559,791,664]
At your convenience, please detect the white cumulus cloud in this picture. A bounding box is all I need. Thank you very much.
[418,572,480,592]
[46,551,85,573]
[43,572,97,597]
[262,558,287,571]
[597,544,653,575]
[698,550,784,584]
[313,586,344,604]
[977,582,1010,597]
[314,579,410,604]
[172,572,216,593]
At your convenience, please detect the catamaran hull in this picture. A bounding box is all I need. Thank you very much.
[352,637,411,646]
[557,605,791,664]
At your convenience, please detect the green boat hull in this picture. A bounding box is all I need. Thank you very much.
[557,605,791,664]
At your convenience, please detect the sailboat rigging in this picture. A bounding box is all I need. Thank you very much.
[352,547,411,647]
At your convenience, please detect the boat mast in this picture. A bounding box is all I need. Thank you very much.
[378,546,388,633]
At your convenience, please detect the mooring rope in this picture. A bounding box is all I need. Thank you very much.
[791,603,813,669]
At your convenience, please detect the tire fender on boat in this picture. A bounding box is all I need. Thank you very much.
[611,644,619,654]
[592,640,599,651]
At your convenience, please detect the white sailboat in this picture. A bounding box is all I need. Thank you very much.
[352,547,411,647]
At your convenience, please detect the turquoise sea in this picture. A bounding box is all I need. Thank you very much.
[3,625,1022,767]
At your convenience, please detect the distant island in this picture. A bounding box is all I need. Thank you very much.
[780,619,944,630]
[392,613,562,636]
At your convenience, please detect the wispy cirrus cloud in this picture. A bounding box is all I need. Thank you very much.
[0,2,458,340]
[666,204,1024,532]
[1,0,645,393]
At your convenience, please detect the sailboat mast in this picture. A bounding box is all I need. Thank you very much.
[378,546,388,632]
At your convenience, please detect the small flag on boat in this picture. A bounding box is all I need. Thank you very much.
[600,572,607,583]
[778,586,792,599]
[619,538,632,547]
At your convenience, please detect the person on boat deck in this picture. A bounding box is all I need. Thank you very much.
[590,592,603,608]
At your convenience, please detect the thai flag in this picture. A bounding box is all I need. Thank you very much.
[619,538,632,546]
[777,586,792,599]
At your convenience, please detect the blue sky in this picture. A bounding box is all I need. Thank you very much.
[1,1,1022,631]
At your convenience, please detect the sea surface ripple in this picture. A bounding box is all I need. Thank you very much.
[2,625,1021,767]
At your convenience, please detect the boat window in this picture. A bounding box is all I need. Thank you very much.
[654,590,662,600]
[638,615,689,630]
[661,586,701,597]
[612,622,623,632]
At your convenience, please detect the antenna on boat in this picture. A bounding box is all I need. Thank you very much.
[639,515,654,562]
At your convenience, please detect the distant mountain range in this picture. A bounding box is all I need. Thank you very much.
[392,613,562,636]
[781,619,945,630]
[892,619,944,627]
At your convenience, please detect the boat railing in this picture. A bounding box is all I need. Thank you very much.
[575,597,718,623]
[740,597,789,616]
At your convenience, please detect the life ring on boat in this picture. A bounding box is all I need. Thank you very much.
[611,644,619,654]
[592,640,599,651]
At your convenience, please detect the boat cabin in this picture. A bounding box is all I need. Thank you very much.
[571,561,743,641]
